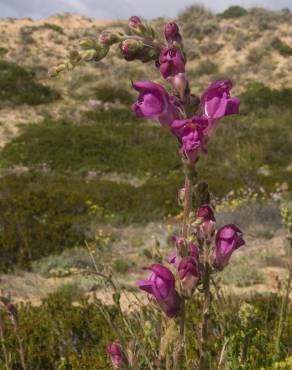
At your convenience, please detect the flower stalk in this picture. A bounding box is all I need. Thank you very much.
[50,15,244,369]
[200,241,211,370]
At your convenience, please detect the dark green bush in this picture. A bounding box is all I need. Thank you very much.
[220,6,248,19]
[271,37,292,57]
[189,60,219,77]
[95,84,133,104]
[0,172,182,271]
[0,115,180,177]
[182,20,218,40]
[240,82,292,111]
[0,173,91,271]
[42,23,65,35]
[0,61,60,106]
[0,47,8,56]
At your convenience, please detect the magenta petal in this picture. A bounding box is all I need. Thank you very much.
[225,96,240,116]
[170,119,188,138]
[189,244,199,258]
[137,279,153,294]
[149,264,175,282]
[141,93,164,117]
[168,251,177,264]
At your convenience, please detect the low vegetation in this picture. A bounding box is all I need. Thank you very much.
[0,292,291,369]
[0,61,60,106]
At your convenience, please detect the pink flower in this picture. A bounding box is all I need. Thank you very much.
[212,224,245,271]
[132,80,181,126]
[200,80,240,136]
[137,264,181,318]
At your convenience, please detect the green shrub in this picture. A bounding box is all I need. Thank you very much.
[95,84,133,104]
[0,294,116,369]
[0,173,91,271]
[0,172,182,271]
[240,82,292,111]
[0,115,180,177]
[0,61,60,105]
[0,47,8,56]
[220,6,248,19]
[113,258,132,273]
[42,23,65,35]
[182,20,218,40]
[271,37,292,57]
[189,60,218,77]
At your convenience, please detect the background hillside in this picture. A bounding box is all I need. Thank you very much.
[0,6,292,145]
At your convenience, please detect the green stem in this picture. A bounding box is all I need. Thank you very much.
[120,35,164,50]
[200,242,211,370]
[173,165,196,369]
[275,241,292,359]
[0,316,10,370]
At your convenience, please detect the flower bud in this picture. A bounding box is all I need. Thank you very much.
[178,256,201,296]
[79,49,97,61]
[120,39,144,61]
[80,44,109,62]
[48,63,66,78]
[128,16,155,38]
[99,31,122,46]
[164,22,182,46]
[129,16,142,30]
[196,205,216,242]
[79,37,97,49]
[69,49,81,64]
[107,342,129,369]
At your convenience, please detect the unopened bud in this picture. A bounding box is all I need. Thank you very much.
[164,22,183,46]
[128,15,155,39]
[48,63,66,77]
[69,49,81,64]
[80,44,109,62]
[79,37,97,49]
[120,39,144,61]
[129,16,142,29]
[94,44,110,61]
[80,49,97,61]
[168,73,188,101]
[99,31,122,46]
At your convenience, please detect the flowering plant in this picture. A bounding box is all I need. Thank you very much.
[51,16,244,370]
